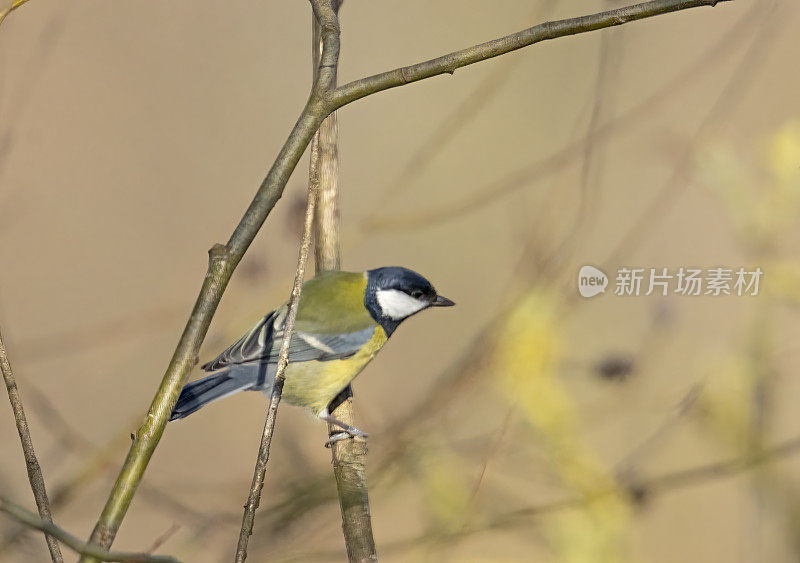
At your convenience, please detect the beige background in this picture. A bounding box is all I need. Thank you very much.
[1,0,799,561]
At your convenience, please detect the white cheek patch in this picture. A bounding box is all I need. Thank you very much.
[376,289,428,320]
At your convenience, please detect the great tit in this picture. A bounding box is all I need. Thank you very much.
[170,266,454,441]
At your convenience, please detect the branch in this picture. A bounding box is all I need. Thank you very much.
[361,0,751,232]
[294,434,800,560]
[80,0,733,556]
[0,327,63,562]
[79,2,340,559]
[232,2,351,560]
[312,2,378,560]
[233,132,320,563]
[330,0,732,107]
[0,0,30,29]
[359,0,561,229]
[0,497,177,563]
[312,3,342,274]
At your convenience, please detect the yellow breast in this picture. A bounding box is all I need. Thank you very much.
[281,326,388,414]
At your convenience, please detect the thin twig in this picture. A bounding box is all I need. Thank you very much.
[364,2,753,232]
[332,0,731,107]
[459,404,517,530]
[615,383,704,477]
[360,0,562,227]
[233,141,320,563]
[16,303,186,364]
[79,2,340,558]
[0,422,134,556]
[81,0,733,556]
[0,497,177,563]
[602,0,779,268]
[0,327,63,562]
[144,524,180,558]
[0,0,31,28]
[284,434,800,561]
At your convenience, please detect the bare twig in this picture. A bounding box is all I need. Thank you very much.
[0,327,63,562]
[360,0,562,226]
[364,3,753,232]
[602,0,779,267]
[287,434,800,560]
[80,0,733,556]
[615,383,704,476]
[312,3,378,560]
[0,422,133,556]
[16,303,186,364]
[332,0,731,107]
[233,137,320,563]
[144,524,180,558]
[80,2,340,558]
[459,405,517,530]
[0,497,176,563]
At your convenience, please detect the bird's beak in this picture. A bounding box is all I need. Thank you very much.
[431,295,455,307]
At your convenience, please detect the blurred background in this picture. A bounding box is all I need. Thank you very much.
[1,0,799,561]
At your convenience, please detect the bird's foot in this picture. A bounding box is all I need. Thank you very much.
[320,411,369,447]
[324,428,368,448]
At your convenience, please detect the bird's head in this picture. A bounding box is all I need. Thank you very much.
[365,266,454,335]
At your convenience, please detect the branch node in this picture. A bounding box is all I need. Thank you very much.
[208,243,229,261]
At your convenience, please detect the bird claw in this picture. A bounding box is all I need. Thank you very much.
[324,430,369,448]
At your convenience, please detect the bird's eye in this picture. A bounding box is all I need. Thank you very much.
[410,290,424,299]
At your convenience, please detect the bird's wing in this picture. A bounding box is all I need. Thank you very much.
[201,307,377,372]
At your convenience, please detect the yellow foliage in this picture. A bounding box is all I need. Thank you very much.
[700,121,800,249]
[698,357,758,448]
[491,288,630,562]
[766,121,800,185]
[419,448,473,532]
[494,289,568,438]
[755,258,800,304]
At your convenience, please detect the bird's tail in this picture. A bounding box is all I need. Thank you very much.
[170,371,255,421]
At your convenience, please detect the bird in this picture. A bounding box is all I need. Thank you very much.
[169,266,454,443]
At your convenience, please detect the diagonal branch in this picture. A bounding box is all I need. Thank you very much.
[0,497,177,563]
[234,6,349,560]
[0,0,31,29]
[330,0,731,107]
[0,327,63,562]
[79,2,341,560]
[80,0,733,557]
[233,142,320,563]
[361,0,754,233]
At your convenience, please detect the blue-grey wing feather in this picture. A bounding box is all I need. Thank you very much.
[202,310,375,372]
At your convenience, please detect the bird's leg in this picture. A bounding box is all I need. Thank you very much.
[319,409,368,447]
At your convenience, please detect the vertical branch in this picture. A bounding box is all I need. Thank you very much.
[312,8,341,272]
[0,327,63,563]
[312,4,378,562]
[233,151,320,563]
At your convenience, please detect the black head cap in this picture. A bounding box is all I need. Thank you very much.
[365,267,454,336]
